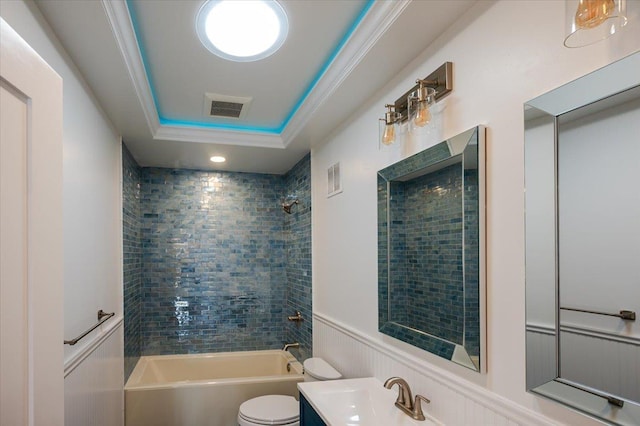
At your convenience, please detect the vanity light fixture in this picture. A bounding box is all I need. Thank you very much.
[564,0,627,48]
[378,62,453,147]
[210,156,226,163]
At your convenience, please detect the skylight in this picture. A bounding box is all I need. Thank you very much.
[196,0,289,62]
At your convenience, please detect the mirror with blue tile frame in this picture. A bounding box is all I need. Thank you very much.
[377,126,486,372]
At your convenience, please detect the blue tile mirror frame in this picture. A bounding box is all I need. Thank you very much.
[377,126,486,373]
[524,52,640,425]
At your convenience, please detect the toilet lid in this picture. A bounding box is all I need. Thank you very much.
[239,395,299,425]
[303,358,342,380]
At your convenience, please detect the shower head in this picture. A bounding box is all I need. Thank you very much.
[282,199,299,214]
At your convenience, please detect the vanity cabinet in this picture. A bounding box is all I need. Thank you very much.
[299,394,326,426]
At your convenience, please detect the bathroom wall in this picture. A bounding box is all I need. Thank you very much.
[311,1,640,425]
[1,1,124,424]
[128,158,313,359]
[123,145,142,379]
[283,154,313,361]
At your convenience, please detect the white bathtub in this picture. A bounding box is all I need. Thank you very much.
[125,350,304,426]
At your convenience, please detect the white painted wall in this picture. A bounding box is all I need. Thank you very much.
[312,1,640,425]
[558,98,640,338]
[524,115,556,329]
[0,0,124,423]
[0,0,122,361]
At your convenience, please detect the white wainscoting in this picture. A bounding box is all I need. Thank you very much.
[561,329,639,402]
[64,318,124,426]
[526,324,640,403]
[314,313,557,426]
[525,326,556,390]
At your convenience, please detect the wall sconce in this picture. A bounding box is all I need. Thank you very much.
[564,0,627,48]
[379,62,452,147]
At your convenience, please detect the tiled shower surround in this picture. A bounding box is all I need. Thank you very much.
[122,147,311,378]
[123,146,142,379]
[283,157,312,362]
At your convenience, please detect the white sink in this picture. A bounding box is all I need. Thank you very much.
[298,377,442,426]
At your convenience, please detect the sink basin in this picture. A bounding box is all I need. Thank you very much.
[298,377,442,426]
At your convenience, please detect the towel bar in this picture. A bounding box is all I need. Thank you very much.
[64,309,115,345]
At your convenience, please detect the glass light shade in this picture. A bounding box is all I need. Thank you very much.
[379,119,399,148]
[379,104,401,149]
[564,0,627,48]
[408,86,436,131]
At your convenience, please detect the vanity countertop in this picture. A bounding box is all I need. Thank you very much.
[298,377,442,426]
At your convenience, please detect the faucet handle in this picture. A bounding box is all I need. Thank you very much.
[412,394,431,421]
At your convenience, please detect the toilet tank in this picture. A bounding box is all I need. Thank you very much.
[303,358,342,382]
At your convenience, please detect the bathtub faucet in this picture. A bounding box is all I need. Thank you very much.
[283,343,300,352]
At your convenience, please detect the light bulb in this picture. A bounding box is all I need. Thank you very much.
[382,123,396,145]
[575,0,616,29]
[413,101,431,128]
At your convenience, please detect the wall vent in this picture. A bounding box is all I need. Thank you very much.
[327,162,342,197]
[203,93,252,119]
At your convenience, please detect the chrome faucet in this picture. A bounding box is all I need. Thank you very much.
[283,342,299,352]
[383,377,431,421]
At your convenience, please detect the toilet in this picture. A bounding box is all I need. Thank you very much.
[237,357,342,426]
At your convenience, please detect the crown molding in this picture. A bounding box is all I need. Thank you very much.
[154,125,286,149]
[101,0,409,149]
[101,0,160,135]
[280,0,411,145]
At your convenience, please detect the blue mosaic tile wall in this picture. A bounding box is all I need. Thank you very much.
[283,154,312,362]
[122,150,313,360]
[122,145,142,380]
[140,169,287,355]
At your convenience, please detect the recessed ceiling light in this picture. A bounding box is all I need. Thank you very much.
[196,0,288,62]
[210,156,226,163]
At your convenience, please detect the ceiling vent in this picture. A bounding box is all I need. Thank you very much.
[203,93,252,119]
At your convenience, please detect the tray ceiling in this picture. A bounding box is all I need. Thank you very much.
[36,0,476,173]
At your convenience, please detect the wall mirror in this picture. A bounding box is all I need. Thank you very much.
[525,52,640,425]
[378,126,486,372]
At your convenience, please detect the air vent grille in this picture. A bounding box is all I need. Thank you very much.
[203,93,252,119]
[210,101,244,118]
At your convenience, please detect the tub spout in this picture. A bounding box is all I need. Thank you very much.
[283,343,300,352]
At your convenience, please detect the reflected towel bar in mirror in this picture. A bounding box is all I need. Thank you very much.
[64,309,115,345]
[556,379,625,408]
[560,307,636,321]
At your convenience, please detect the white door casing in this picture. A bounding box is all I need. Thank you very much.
[1,17,64,425]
